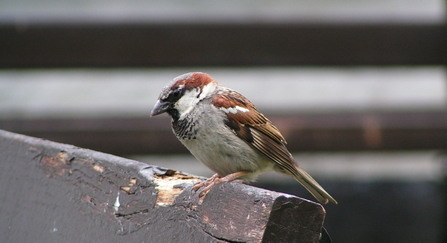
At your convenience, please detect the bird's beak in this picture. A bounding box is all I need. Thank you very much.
[150,100,170,117]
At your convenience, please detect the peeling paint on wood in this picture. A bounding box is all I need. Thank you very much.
[153,172,201,206]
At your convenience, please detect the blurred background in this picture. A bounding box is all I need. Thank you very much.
[1,0,446,242]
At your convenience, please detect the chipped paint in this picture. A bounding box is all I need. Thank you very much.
[120,178,137,193]
[93,164,105,173]
[153,172,200,206]
[114,192,120,211]
[40,152,71,178]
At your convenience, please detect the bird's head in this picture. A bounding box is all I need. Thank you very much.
[150,72,218,121]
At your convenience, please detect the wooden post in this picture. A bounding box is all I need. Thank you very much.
[0,129,326,243]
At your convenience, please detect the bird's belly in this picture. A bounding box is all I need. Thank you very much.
[180,127,273,181]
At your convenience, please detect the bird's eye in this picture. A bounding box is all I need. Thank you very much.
[172,90,181,98]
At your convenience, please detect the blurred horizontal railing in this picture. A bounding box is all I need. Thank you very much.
[1,23,447,68]
[2,111,446,155]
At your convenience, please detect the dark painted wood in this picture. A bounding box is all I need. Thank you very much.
[0,129,326,243]
[1,23,446,68]
[1,111,446,155]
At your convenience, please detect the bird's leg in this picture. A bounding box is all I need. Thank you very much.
[193,173,221,191]
[194,171,250,197]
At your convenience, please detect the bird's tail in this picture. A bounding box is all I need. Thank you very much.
[291,166,338,204]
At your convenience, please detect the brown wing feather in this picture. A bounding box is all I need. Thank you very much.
[212,90,286,144]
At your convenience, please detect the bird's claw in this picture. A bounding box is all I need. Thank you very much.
[193,173,221,196]
[192,171,249,197]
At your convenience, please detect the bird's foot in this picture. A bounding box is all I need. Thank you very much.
[193,173,221,192]
[193,171,250,197]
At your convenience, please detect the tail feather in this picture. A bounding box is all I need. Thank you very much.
[292,166,338,204]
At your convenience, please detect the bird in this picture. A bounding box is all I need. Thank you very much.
[150,72,337,204]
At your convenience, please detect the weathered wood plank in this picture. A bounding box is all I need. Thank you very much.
[0,129,326,243]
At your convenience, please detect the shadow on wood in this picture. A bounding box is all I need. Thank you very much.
[0,129,326,243]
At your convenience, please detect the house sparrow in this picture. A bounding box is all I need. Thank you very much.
[151,72,337,204]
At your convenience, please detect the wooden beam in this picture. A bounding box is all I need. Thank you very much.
[0,129,326,242]
[1,23,446,68]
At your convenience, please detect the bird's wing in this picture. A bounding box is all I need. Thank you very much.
[212,89,295,170]
[212,89,337,204]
